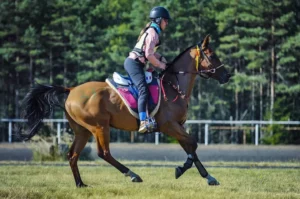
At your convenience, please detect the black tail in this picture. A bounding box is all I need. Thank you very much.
[18,84,70,141]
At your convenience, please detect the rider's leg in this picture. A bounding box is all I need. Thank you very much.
[124,58,148,132]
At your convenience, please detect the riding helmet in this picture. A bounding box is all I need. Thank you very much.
[149,6,171,20]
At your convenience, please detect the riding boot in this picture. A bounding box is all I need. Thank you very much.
[138,121,147,133]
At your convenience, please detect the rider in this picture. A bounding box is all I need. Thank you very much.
[124,6,171,133]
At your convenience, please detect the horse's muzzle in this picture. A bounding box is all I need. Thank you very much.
[219,73,232,84]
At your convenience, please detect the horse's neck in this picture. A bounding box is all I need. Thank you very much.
[166,51,197,99]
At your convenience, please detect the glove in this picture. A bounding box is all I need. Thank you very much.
[159,62,166,70]
[159,56,167,63]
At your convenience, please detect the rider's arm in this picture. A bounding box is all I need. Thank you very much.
[154,52,162,60]
[144,29,166,69]
[154,52,167,63]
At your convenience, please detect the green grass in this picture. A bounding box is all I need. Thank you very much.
[0,161,300,199]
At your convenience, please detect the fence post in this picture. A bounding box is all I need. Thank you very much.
[230,116,233,143]
[8,121,12,143]
[57,122,61,144]
[205,124,209,145]
[155,132,159,145]
[255,124,259,146]
[130,132,134,143]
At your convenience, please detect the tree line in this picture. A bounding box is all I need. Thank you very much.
[0,0,299,144]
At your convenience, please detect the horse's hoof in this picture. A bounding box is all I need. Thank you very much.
[131,176,143,182]
[208,179,220,186]
[77,183,88,188]
[175,167,183,179]
[206,174,220,186]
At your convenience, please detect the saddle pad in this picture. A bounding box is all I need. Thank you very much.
[105,78,161,119]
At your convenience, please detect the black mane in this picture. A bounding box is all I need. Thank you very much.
[168,45,195,65]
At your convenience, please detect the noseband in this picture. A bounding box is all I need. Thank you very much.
[160,42,224,102]
[196,44,224,78]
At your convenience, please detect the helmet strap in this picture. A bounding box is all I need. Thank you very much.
[153,17,162,26]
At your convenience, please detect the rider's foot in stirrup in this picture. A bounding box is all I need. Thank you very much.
[138,121,147,133]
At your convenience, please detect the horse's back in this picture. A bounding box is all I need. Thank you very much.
[67,81,110,104]
[70,81,109,93]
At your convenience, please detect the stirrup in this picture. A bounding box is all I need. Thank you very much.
[145,117,157,132]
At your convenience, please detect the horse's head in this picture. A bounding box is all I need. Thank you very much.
[197,35,231,84]
[161,35,231,100]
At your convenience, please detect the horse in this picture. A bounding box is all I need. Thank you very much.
[20,35,231,187]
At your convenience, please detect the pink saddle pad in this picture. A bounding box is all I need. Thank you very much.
[117,85,159,109]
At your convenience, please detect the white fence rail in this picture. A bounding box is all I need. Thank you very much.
[1,119,67,145]
[185,120,300,146]
[1,119,300,145]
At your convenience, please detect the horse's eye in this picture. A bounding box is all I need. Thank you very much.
[209,54,216,60]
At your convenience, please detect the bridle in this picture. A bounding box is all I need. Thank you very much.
[196,44,224,79]
[160,42,224,102]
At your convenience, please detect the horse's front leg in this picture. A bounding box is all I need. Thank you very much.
[193,154,220,185]
[175,141,195,179]
[178,141,220,186]
[161,122,219,185]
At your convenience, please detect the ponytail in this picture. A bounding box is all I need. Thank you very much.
[137,22,151,42]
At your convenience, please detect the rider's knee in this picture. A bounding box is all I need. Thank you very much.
[139,86,149,97]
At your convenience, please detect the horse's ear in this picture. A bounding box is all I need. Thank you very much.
[201,34,210,49]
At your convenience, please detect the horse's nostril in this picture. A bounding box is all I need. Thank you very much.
[227,74,232,78]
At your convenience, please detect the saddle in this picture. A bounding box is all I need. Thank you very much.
[105,70,161,121]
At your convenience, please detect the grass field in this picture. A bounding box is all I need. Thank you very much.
[0,161,300,199]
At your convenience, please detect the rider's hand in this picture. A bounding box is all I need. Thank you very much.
[159,62,166,70]
[160,56,167,63]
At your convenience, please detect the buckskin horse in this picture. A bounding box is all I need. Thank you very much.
[20,35,231,187]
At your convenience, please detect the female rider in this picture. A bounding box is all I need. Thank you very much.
[124,6,171,133]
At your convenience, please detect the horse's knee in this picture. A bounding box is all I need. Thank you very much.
[188,137,198,151]
[193,139,198,150]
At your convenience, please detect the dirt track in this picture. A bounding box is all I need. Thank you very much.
[0,143,299,162]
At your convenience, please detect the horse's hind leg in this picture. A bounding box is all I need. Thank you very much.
[67,133,90,187]
[66,115,92,187]
[93,121,143,182]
